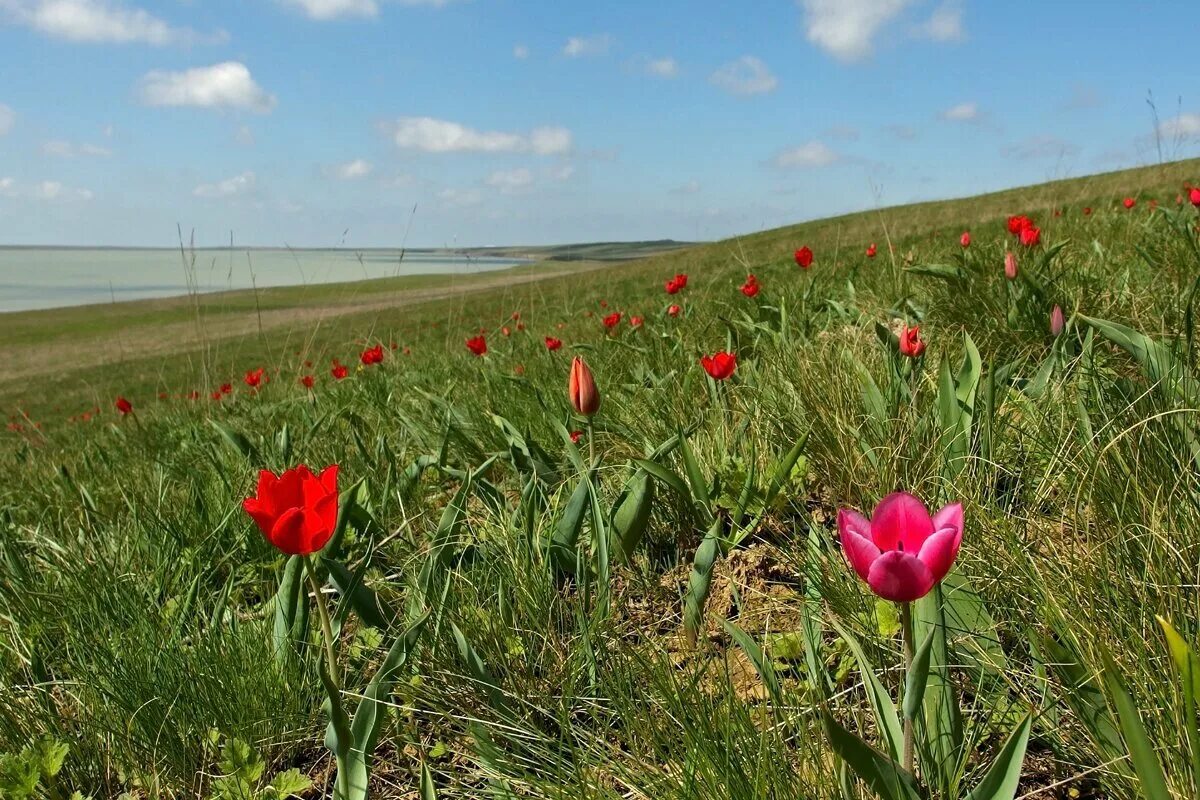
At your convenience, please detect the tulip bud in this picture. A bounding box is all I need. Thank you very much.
[1004,251,1018,280]
[960,231,971,248]
[1191,187,1200,207]
[569,356,600,416]
[1050,305,1065,337]
[898,325,926,358]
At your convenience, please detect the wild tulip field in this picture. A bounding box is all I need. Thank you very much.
[3,159,1200,799]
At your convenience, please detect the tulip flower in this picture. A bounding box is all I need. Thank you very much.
[545,336,563,351]
[465,336,487,356]
[740,277,760,297]
[245,368,265,388]
[866,243,877,258]
[301,375,315,389]
[667,304,682,318]
[630,315,644,328]
[1190,187,1200,207]
[115,396,133,415]
[665,277,682,294]
[960,231,971,248]
[568,356,600,416]
[837,492,964,603]
[603,312,622,329]
[1019,226,1041,247]
[898,324,926,358]
[243,465,339,556]
[700,351,737,381]
[360,345,384,365]
[501,326,511,337]
[1050,305,1065,337]
[331,362,349,380]
[794,246,814,269]
[570,430,583,444]
[511,312,521,321]
[220,383,233,395]
[1083,207,1092,216]
[674,273,688,289]
[1004,251,1018,280]
[1007,215,1033,235]
[1123,197,1136,209]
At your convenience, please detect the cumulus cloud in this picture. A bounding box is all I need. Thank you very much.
[799,0,912,62]
[547,163,575,181]
[940,101,980,122]
[709,56,777,96]
[0,103,13,135]
[485,168,533,192]
[1159,113,1200,139]
[385,116,572,155]
[138,62,277,113]
[326,158,373,179]
[193,171,256,198]
[276,0,457,19]
[916,0,964,42]
[437,187,483,207]
[41,139,111,157]
[562,33,611,57]
[1001,135,1080,160]
[0,177,92,201]
[513,43,529,59]
[770,140,840,168]
[0,0,226,45]
[644,57,678,78]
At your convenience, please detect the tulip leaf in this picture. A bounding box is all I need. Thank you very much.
[1040,634,1130,777]
[905,263,966,282]
[451,622,507,715]
[1102,650,1172,800]
[830,618,904,763]
[633,458,691,500]
[209,419,257,461]
[679,432,712,517]
[682,516,724,646]
[721,618,783,708]
[1079,315,1199,406]
[420,762,439,800]
[962,713,1033,800]
[272,555,309,664]
[549,470,593,575]
[1155,616,1200,790]
[914,585,963,795]
[610,468,654,563]
[323,557,391,631]
[903,625,936,722]
[821,711,926,800]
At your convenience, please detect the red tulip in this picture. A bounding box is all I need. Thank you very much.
[838,492,963,602]
[665,277,682,294]
[545,336,563,351]
[1083,207,1092,216]
[403,346,412,356]
[465,336,487,356]
[674,273,688,289]
[331,362,349,380]
[1007,215,1033,235]
[501,326,511,337]
[115,396,133,415]
[570,430,583,444]
[1190,188,1200,207]
[514,364,525,376]
[569,356,600,416]
[301,375,315,389]
[1004,251,1018,280]
[188,390,200,400]
[211,391,223,401]
[960,231,971,248]
[794,246,814,269]
[898,324,926,358]
[1050,305,1065,337]
[629,315,644,328]
[244,368,265,388]
[1019,225,1040,247]
[599,300,608,308]
[866,243,877,258]
[603,312,622,329]
[511,312,521,321]
[220,383,233,395]
[700,351,737,381]
[1122,197,1135,209]
[243,464,339,556]
[667,304,682,318]
[360,344,384,365]
[741,279,760,298]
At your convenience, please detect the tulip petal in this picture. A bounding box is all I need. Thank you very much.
[840,526,881,583]
[318,464,339,495]
[242,497,275,537]
[931,502,963,536]
[273,467,307,511]
[268,506,309,555]
[867,551,935,603]
[870,492,934,552]
[917,526,962,585]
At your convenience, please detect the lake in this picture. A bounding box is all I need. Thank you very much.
[0,248,532,313]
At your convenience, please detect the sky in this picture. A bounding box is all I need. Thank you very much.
[0,0,1199,248]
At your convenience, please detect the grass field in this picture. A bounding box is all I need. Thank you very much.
[2,159,1200,799]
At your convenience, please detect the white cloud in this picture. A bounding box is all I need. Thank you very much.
[0,0,226,45]
[709,56,777,96]
[800,0,912,62]
[770,140,840,168]
[644,57,678,78]
[485,167,533,191]
[41,139,111,157]
[0,177,92,201]
[278,0,377,19]
[513,43,529,59]
[138,62,277,113]
[1159,113,1200,139]
[940,101,979,122]
[437,187,483,207]
[0,104,13,135]
[547,163,575,181]
[326,158,373,179]
[193,171,256,198]
[916,0,964,42]
[385,116,572,155]
[562,33,611,57]
[0,177,16,196]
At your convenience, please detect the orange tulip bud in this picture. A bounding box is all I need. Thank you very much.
[568,356,600,416]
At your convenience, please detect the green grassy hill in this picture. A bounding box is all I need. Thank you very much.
[2,158,1199,799]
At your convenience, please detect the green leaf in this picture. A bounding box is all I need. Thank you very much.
[963,714,1033,800]
[682,516,723,646]
[633,458,691,500]
[268,768,313,798]
[903,626,936,722]
[829,618,904,762]
[29,737,69,780]
[1155,615,1200,787]
[914,585,963,795]
[549,470,593,574]
[611,468,654,563]
[905,263,965,281]
[323,557,391,630]
[821,711,926,800]
[1041,634,1127,766]
[679,433,711,515]
[1102,651,1172,800]
[721,618,783,707]
[272,555,309,663]
[420,762,439,800]
[209,419,257,461]
[451,622,507,714]
[219,737,264,784]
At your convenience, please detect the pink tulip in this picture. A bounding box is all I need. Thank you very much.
[1004,251,1018,280]
[1050,305,1065,337]
[838,492,964,603]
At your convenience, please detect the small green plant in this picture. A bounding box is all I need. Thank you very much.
[207,736,311,800]
[0,737,87,800]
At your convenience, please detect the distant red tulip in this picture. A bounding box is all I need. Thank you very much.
[501,326,511,337]
[220,383,233,395]
[516,322,526,332]
[741,280,760,298]
[599,300,608,308]
[301,375,315,389]
[243,464,339,556]
[511,312,521,321]
[188,390,200,400]
[465,336,487,356]
[866,243,877,258]
[389,341,398,350]
[1053,208,1062,217]
[115,396,133,415]
[1007,215,1033,235]
[898,324,926,358]
[211,391,223,401]
[403,346,411,356]
[630,315,644,328]
[570,430,583,444]
[1149,199,1158,209]
[960,231,971,248]
[331,362,349,380]
[545,336,563,351]
[514,364,525,376]
[1004,251,1018,280]
[1050,305,1065,337]
[1083,207,1092,215]
[569,356,600,416]
[665,277,682,294]
[1018,225,1040,247]
[304,360,313,368]
[674,273,688,289]
[794,246,814,269]
[1123,197,1135,209]
[1190,188,1200,207]
[667,304,682,317]
[360,344,384,365]
[701,351,737,381]
[603,312,622,329]
[244,368,265,388]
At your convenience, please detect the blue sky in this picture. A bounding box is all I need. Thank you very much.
[0,0,1198,248]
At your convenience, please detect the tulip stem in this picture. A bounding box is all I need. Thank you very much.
[303,555,340,690]
[900,600,915,775]
[587,419,595,466]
